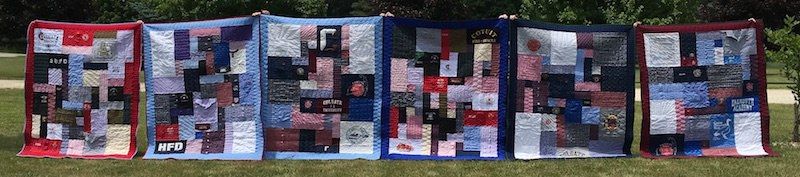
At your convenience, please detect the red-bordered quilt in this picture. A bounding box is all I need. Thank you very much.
[637,20,776,158]
[18,20,142,160]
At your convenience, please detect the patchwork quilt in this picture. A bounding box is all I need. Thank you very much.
[381,18,508,160]
[260,15,383,159]
[509,21,635,159]
[143,17,262,160]
[637,20,776,158]
[18,21,141,159]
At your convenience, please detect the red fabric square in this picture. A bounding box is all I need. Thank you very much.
[216,82,233,107]
[390,107,399,138]
[423,76,448,93]
[62,29,94,46]
[155,124,179,141]
[464,110,498,126]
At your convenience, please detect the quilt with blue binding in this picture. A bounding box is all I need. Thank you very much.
[381,18,508,160]
[508,20,635,159]
[142,17,263,160]
[260,15,383,160]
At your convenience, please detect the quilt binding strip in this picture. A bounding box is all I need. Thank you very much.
[380,17,510,160]
[507,20,636,159]
[636,20,778,158]
[142,16,263,160]
[259,15,384,160]
[18,20,142,160]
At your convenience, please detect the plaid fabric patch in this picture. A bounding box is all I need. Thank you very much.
[510,21,634,159]
[382,18,508,160]
[261,15,383,159]
[638,20,775,158]
[19,21,141,160]
[143,17,262,160]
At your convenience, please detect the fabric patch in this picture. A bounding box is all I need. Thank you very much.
[644,33,680,67]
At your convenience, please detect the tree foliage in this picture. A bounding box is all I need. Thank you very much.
[766,16,800,101]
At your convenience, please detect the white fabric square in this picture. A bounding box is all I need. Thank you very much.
[389,138,426,155]
[474,43,492,62]
[440,52,458,77]
[734,112,768,156]
[514,113,541,159]
[268,24,301,57]
[231,121,257,153]
[116,30,135,63]
[339,121,374,154]
[421,124,432,154]
[149,30,176,77]
[34,28,64,53]
[714,47,724,65]
[348,24,376,74]
[649,100,677,135]
[471,92,498,111]
[644,32,681,67]
[229,48,247,74]
[517,28,550,55]
[549,31,577,65]
[480,126,498,157]
[415,28,441,52]
[104,124,131,155]
[31,114,41,139]
[46,124,63,140]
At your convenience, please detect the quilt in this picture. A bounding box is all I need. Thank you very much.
[18,20,141,159]
[509,21,635,159]
[142,17,262,160]
[260,15,383,159]
[381,18,508,160]
[637,20,776,158]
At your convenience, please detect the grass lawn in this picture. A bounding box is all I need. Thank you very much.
[0,88,797,176]
[0,56,26,80]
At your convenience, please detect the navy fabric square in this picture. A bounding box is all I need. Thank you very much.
[213,42,231,73]
[221,25,252,42]
[345,98,374,121]
[565,99,583,123]
[545,74,575,98]
[600,66,628,92]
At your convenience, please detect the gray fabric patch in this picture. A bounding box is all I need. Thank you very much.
[593,32,627,66]
[391,92,416,107]
[647,67,674,84]
[268,79,300,103]
[707,65,743,88]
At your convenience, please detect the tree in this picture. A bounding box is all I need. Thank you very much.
[520,0,699,25]
[766,16,800,143]
[700,0,800,29]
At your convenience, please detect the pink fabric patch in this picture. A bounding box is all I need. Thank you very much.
[524,87,534,112]
[575,82,601,91]
[108,78,125,86]
[473,57,483,77]
[185,139,202,153]
[437,140,456,157]
[702,148,739,156]
[313,57,334,90]
[490,44,500,76]
[517,54,542,81]
[341,25,350,50]
[66,140,84,156]
[406,115,423,139]
[391,58,409,92]
[291,106,325,130]
[33,83,56,93]
[331,114,341,138]
[590,92,627,108]
[675,100,686,134]
[299,25,317,41]
[478,77,499,93]
[153,77,185,94]
[189,28,221,37]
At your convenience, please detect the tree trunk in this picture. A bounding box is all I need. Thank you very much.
[794,103,800,142]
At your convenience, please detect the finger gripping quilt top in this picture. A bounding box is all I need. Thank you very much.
[143,17,263,160]
[19,21,142,160]
[381,18,509,160]
[637,20,776,158]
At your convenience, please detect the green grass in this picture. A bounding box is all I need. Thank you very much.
[0,88,798,176]
[0,56,26,80]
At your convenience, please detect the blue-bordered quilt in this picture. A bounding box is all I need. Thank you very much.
[508,20,635,159]
[260,15,383,160]
[142,17,263,160]
[381,18,509,160]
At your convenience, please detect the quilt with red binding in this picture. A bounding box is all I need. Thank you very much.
[637,20,777,158]
[18,20,142,160]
